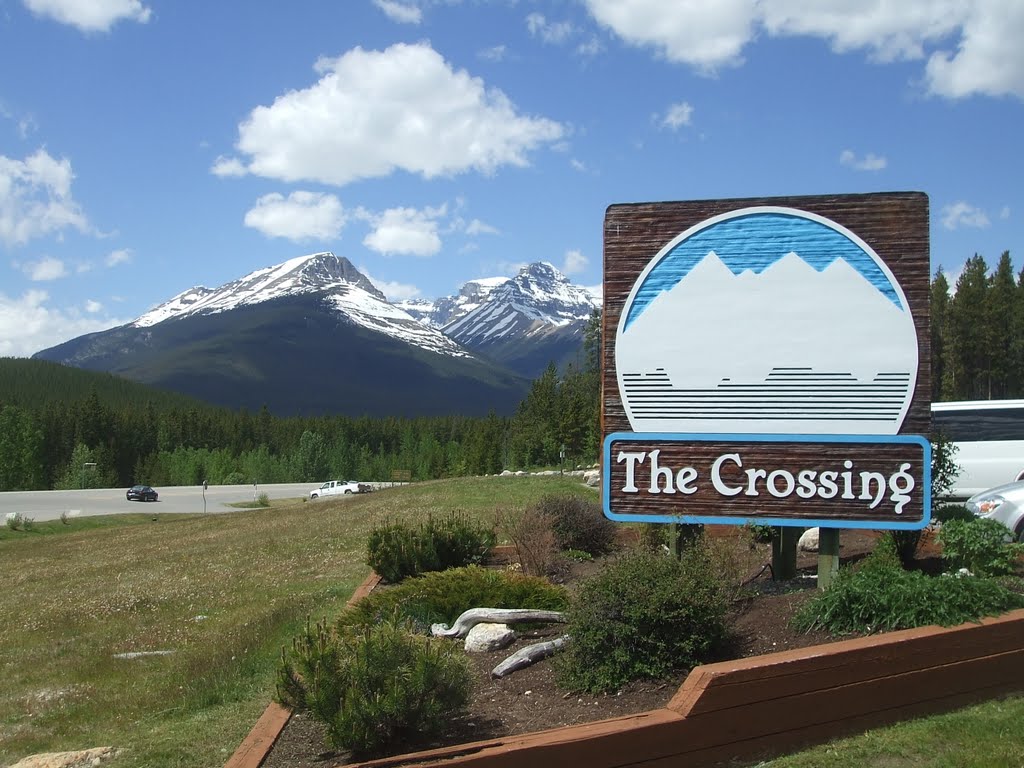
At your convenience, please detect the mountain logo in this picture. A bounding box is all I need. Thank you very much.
[615,206,919,435]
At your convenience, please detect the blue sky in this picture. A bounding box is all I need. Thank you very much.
[0,0,1021,357]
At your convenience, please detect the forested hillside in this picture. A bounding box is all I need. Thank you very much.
[0,317,600,491]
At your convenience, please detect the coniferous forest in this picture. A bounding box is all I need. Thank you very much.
[2,245,1019,495]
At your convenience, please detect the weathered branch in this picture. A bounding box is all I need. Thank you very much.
[431,608,566,639]
[491,635,569,678]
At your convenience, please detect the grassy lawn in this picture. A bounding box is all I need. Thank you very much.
[0,475,594,767]
[2,475,1021,767]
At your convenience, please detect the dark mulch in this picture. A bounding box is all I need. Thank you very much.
[262,528,935,768]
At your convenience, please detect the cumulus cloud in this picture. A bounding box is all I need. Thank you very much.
[105,248,132,267]
[0,289,126,357]
[373,0,422,24]
[85,299,102,313]
[22,256,67,281]
[479,45,508,62]
[243,191,347,241]
[839,149,887,171]
[0,149,91,248]
[214,42,566,187]
[563,249,588,275]
[465,218,499,236]
[23,0,152,32]
[582,0,1024,99]
[362,269,423,302]
[362,205,446,257]
[527,13,575,44]
[660,101,694,130]
[941,201,991,230]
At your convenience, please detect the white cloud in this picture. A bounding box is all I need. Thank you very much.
[0,289,126,357]
[373,0,422,24]
[839,149,887,171]
[582,0,1024,99]
[362,205,446,256]
[570,158,587,172]
[941,201,991,230]
[362,269,423,302]
[23,0,152,32]
[216,42,565,186]
[85,299,102,313]
[527,13,575,44]
[465,218,499,236]
[577,37,604,57]
[23,256,67,281]
[105,248,132,267]
[0,149,91,247]
[1000,206,1011,219]
[210,155,247,178]
[243,191,347,241]
[563,249,588,275]
[661,101,694,130]
[479,45,508,62]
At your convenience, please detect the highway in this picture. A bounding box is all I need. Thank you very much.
[0,482,333,522]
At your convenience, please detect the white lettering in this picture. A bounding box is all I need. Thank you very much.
[818,471,839,499]
[648,449,674,494]
[676,466,698,495]
[767,469,795,498]
[796,469,817,499]
[858,471,886,509]
[617,451,646,493]
[711,453,743,496]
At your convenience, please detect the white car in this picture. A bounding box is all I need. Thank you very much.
[965,480,1024,542]
[309,480,360,499]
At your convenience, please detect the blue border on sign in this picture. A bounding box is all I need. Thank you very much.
[602,432,932,530]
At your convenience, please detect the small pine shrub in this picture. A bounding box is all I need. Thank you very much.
[366,511,496,583]
[339,565,570,632]
[938,518,1024,577]
[5,513,23,531]
[793,542,1024,635]
[276,617,471,757]
[557,547,727,693]
[533,494,616,556]
[494,505,559,577]
[257,492,270,507]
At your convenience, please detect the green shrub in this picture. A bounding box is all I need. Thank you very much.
[276,617,471,757]
[938,517,1024,577]
[745,523,774,546]
[494,504,558,576]
[533,494,616,556]
[366,511,496,583]
[256,492,270,507]
[889,529,923,568]
[556,548,727,693]
[933,504,975,525]
[793,543,1024,635]
[339,565,570,632]
[5,512,23,531]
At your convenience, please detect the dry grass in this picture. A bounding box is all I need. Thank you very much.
[0,475,594,767]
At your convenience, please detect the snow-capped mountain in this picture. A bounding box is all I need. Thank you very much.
[396,276,509,328]
[135,252,470,359]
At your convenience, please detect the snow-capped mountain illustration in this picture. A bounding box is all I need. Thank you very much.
[134,252,470,358]
[617,245,919,435]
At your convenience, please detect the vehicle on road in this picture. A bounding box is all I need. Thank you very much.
[931,399,1024,499]
[126,485,159,502]
[309,480,361,498]
[965,480,1024,542]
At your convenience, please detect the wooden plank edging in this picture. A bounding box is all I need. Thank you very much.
[222,570,381,768]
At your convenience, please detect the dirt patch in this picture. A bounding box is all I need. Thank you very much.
[261,528,923,768]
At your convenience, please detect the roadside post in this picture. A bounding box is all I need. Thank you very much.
[81,462,96,489]
[601,192,932,590]
[203,479,208,514]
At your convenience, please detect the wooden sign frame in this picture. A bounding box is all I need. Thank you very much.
[601,192,931,529]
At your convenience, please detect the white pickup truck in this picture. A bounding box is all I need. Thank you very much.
[309,480,362,498]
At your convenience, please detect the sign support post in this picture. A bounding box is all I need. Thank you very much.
[818,529,841,590]
[771,527,800,581]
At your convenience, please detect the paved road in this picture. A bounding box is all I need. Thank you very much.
[0,482,332,522]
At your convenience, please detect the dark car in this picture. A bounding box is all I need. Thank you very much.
[126,485,159,502]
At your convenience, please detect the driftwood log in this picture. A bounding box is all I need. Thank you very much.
[431,608,566,639]
[491,635,569,679]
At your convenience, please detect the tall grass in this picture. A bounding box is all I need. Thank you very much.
[0,475,590,767]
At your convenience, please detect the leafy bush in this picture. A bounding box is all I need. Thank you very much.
[277,617,471,757]
[793,541,1024,635]
[5,512,23,531]
[745,523,774,546]
[339,565,569,632]
[889,529,923,568]
[938,518,1024,577]
[532,494,617,556]
[933,504,975,525]
[494,505,558,577]
[556,548,727,693]
[366,511,496,583]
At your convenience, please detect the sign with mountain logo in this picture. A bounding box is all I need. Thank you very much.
[602,192,931,530]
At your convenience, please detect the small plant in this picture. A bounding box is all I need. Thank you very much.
[563,549,593,562]
[744,523,774,547]
[557,547,727,693]
[339,565,569,632]
[60,510,70,525]
[276,617,471,757]
[494,505,559,577]
[366,511,496,583]
[5,512,24,531]
[793,539,1024,635]
[22,516,35,532]
[938,518,1024,578]
[533,494,616,556]
[257,492,271,507]
[933,504,975,525]
[889,529,923,569]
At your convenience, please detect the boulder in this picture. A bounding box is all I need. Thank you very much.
[11,747,117,768]
[464,623,516,653]
[798,527,819,552]
[583,469,600,487]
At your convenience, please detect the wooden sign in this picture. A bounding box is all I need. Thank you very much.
[602,192,931,530]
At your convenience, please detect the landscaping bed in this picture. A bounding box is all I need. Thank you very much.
[260,527,904,768]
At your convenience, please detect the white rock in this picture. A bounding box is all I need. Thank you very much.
[798,527,819,552]
[500,469,514,476]
[10,747,117,768]
[464,623,516,653]
[583,469,601,487]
